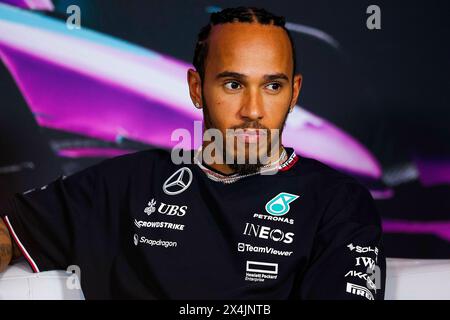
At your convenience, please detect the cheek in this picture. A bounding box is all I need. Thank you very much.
[263,99,290,128]
[207,96,241,128]
[264,117,286,131]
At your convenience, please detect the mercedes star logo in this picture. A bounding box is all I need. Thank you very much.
[163,167,193,195]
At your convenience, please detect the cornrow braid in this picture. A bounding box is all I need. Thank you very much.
[193,6,297,83]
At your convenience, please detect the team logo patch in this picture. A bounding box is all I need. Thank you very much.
[265,192,299,216]
[163,167,193,195]
[346,282,374,300]
[245,261,278,282]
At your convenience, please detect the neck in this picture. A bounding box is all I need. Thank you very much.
[199,141,286,175]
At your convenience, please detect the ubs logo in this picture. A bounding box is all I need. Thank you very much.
[158,202,187,216]
[143,198,187,217]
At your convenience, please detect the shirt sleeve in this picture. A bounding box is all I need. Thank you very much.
[0,163,101,273]
[293,180,386,300]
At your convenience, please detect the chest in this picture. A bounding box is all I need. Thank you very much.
[117,173,320,298]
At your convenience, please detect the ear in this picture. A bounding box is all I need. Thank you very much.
[187,68,203,109]
[289,73,303,111]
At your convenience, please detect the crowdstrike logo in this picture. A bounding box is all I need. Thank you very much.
[134,219,185,231]
[163,167,193,195]
[265,192,299,216]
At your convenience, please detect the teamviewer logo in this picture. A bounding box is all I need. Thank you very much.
[238,243,245,252]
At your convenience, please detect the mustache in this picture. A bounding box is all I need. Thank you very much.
[229,122,269,131]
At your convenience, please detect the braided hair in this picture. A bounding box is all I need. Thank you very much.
[192,6,297,83]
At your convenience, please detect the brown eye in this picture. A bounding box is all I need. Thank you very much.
[266,82,282,91]
[224,81,242,90]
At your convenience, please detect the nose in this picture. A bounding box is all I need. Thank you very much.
[239,87,264,122]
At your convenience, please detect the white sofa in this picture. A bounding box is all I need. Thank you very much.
[384,258,450,300]
[1,258,450,299]
[0,261,84,300]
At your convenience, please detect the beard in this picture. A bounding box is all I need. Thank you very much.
[202,95,290,175]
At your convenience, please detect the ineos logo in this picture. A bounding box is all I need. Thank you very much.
[163,167,193,195]
[243,223,294,244]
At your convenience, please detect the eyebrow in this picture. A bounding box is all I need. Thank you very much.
[215,71,289,82]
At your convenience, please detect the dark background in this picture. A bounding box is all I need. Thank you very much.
[1,0,449,258]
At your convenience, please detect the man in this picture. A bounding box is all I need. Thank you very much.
[0,6,385,299]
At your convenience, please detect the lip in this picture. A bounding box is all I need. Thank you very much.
[234,129,268,135]
[233,129,267,143]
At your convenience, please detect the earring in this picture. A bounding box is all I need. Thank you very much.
[195,102,201,109]
[289,107,294,113]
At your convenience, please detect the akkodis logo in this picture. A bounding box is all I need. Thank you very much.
[265,192,299,216]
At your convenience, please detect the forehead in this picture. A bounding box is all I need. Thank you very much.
[205,22,293,76]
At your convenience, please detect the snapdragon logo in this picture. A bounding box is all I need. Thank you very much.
[133,233,177,248]
[265,192,299,216]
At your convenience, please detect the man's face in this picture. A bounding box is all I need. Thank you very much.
[189,22,302,173]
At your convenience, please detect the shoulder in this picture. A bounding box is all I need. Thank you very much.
[289,153,359,190]
[301,154,373,197]
[97,148,172,169]
[81,148,173,183]
[289,154,378,224]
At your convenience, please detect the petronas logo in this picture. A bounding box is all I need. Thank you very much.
[265,192,299,216]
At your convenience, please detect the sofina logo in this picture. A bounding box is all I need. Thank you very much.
[265,192,299,216]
